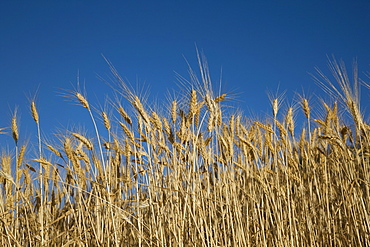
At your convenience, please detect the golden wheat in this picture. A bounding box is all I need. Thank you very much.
[76,92,89,109]
[71,132,93,150]
[118,106,132,126]
[102,111,111,131]
[11,113,19,144]
[31,101,39,124]
[0,57,369,246]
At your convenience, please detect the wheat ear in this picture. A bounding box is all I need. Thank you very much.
[11,112,19,145]
[71,132,93,150]
[75,92,105,174]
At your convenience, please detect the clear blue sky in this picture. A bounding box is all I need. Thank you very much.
[1,0,370,148]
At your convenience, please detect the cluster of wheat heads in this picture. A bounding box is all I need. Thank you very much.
[0,57,369,246]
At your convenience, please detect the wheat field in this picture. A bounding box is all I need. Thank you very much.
[0,57,369,246]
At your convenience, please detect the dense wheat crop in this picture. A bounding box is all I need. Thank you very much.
[0,57,369,246]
